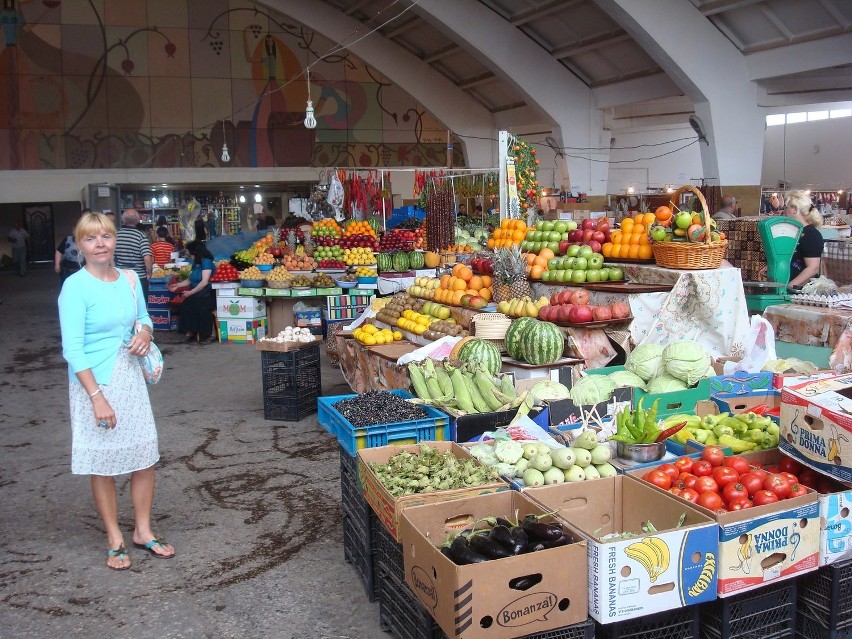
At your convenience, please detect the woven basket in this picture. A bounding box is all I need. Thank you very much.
[652,185,728,270]
[470,313,511,353]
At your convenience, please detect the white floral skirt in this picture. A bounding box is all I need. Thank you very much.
[69,347,159,476]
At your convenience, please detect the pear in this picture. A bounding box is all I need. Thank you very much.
[525,301,539,317]
[497,300,510,314]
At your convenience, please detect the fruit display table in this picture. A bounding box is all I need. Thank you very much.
[334,335,416,393]
[763,302,851,368]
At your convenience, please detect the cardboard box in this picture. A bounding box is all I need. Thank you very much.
[237,287,264,296]
[526,476,718,622]
[216,295,266,319]
[218,317,267,343]
[147,290,174,310]
[295,310,322,327]
[356,442,506,541]
[780,373,852,483]
[626,450,820,596]
[817,487,852,566]
[400,491,588,639]
[148,308,177,331]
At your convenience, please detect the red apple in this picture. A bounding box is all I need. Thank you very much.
[581,218,595,231]
[593,306,613,321]
[582,229,595,242]
[592,231,606,244]
[558,240,571,254]
[558,290,574,305]
[569,305,594,323]
[556,304,574,322]
[588,240,602,253]
[568,230,583,242]
[595,220,610,233]
[610,302,630,319]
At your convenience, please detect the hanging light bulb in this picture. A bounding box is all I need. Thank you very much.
[303,68,316,129]
[161,194,169,205]
[151,197,159,206]
[220,120,230,163]
[255,193,262,203]
[239,195,246,203]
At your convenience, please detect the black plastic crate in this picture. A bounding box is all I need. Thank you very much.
[797,608,852,639]
[339,443,357,480]
[798,558,852,636]
[700,580,796,639]
[262,389,319,421]
[596,605,700,639]
[343,507,377,602]
[375,515,404,582]
[261,346,322,394]
[379,568,443,639]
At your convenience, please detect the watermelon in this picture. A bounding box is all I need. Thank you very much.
[392,252,410,272]
[505,317,538,361]
[521,321,565,365]
[408,251,425,269]
[377,253,393,272]
[456,339,502,377]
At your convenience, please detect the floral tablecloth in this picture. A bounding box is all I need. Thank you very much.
[333,335,413,393]
[763,303,852,348]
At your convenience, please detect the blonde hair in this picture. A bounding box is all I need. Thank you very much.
[74,212,117,244]
[785,189,821,227]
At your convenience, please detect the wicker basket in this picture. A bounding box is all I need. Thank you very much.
[652,185,728,270]
[470,314,511,353]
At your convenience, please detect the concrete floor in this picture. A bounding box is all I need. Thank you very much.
[0,267,385,639]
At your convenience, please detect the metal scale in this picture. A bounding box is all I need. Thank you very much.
[743,217,803,312]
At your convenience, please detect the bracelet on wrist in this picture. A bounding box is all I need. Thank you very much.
[89,388,102,399]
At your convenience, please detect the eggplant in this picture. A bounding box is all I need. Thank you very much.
[509,575,540,591]
[489,525,515,550]
[469,532,513,559]
[449,535,489,565]
[510,527,529,555]
[495,517,514,529]
[541,534,571,549]
[522,515,564,541]
[526,542,546,553]
[440,545,454,560]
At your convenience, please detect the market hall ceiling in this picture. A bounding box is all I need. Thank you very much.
[297,0,852,126]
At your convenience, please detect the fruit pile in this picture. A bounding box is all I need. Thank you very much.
[606,213,656,260]
[267,266,292,282]
[644,206,726,244]
[240,266,264,280]
[470,257,493,275]
[342,247,376,266]
[432,264,492,309]
[253,253,275,265]
[313,245,343,261]
[665,410,779,451]
[278,227,305,244]
[498,296,549,319]
[316,259,346,269]
[312,273,335,288]
[338,273,357,283]
[289,275,313,287]
[504,318,565,365]
[354,266,377,277]
[520,219,612,257]
[210,262,239,282]
[343,220,377,238]
[313,218,341,238]
[281,255,316,271]
[488,218,528,249]
[353,323,402,346]
[407,358,518,417]
[379,228,419,251]
[340,233,379,250]
[541,253,625,284]
[420,301,452,320]
[540,289,631,324]
[639,447,844,513]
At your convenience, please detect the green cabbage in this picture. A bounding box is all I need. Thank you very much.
[646,373,689,394]
[625,344,664,382]
[570,375,616,406]
[663,340,712,385]
[607,370,647,390]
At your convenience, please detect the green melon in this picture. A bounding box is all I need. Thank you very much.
[505,317,538,361]
[521,321,565,365]
[456,338,502,377]
[408,251,425,269]
[392,252,410,272]
[376,253,393,273]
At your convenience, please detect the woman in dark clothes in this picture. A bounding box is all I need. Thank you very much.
[177,241,216,344]
[785,189,824,287]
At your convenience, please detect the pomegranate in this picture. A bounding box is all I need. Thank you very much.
[610,302,630,319]
[568,304,594,323]
[569,290,590,306]
[593,306,613,321]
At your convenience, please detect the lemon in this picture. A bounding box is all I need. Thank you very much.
[393,331,403,341]
[363,336,376,345]
[413,324,427,335]
[363,324,378,335]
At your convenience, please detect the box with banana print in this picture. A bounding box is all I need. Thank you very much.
[526,475,719,623]
[780,373,852,483]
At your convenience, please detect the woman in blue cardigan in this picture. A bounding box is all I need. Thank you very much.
[59,212,175,570]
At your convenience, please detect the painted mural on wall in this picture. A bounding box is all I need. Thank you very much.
[0,0,463,170]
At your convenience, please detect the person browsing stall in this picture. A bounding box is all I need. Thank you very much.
[58,212,175,571]
[176,240,217,344]
[115,209,154,300]
[150,227,175,267]
[785,189,824,287]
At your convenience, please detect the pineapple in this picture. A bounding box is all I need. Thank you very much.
[285,230,299,256]
[302,230,315,257]
[491,244,532,303]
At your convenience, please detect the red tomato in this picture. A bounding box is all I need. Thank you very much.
[694,476,719,495]
[680,488,699,502]
[722,482,749,504]
[748,468,769,482]
[788,483,809,498]
[724,456,751,475]
[749,462,764,469]
[764,465,781,474]
[780,472,799,486]
[674,457,694,473]
[681,474,698,489]
[697,492,723,510]
[818,478,839,494]
[692,460,714,477]
[727,498,753,511]
[669,487,683,497]
[658,463,680,481]
[798,470,820,490]
[712,466,740,489]
[701,446,726,467]
[764,474,792,499]
[740,471,766,497]
[779,457,804,475]
[753,490,780,506]
[646,470,672,490]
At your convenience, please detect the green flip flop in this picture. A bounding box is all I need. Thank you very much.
[134,538,175,559]
[107,544,130,571]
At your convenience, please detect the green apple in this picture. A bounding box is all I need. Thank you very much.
[548,231,562,242]
[650,226,668,242]
[609,267,624,281]
[547,242,561,254]
[521,241,532,252]
[588,254,604,269]
[599,268,610,281]
[526,230,537,240]
[578,245,594,259]
[548,257,562,270]
[554,221,568,233]
[675,212,692,230]
[573,257,588,271]
[571,270,587,283]
[563,257,576,269]
[565,220,578,231]
[586,269,601,282]
[554,270,568,282]
[567,245,581,257]
[542,270,552,282]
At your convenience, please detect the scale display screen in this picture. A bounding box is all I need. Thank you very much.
[770,222,800,239]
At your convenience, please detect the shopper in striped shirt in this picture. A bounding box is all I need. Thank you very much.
[115,209,153,300]
[150,227,175,267]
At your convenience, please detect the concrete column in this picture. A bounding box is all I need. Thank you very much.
[595,0,766,186]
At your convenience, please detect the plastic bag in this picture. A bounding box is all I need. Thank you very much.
[723,315,777,375]
[472,418,562,447]
[396,336,461,365]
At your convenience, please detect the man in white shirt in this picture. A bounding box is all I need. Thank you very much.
[7,222,31,276]
[715,195,738,220]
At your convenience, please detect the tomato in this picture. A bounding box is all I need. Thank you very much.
[764,474,792,499]
[798,470,820,490]
[658,463,680,482]
[748,468,769,482]
[722,482,749,504]
[818,478,839,494]
[668,487,683,497]
[701,446,726,467]
[694,476,719,495]
[727,498,753,511]
[674,457,694,473]
[779,457,804,475]
[712,466,740,489]
[788,483,809,498]
[780,472,799,486]
[680,488,699,502]
[753,490,780,506]
[681,474,698,489]
[740,471,766,497]
[646,470,672,490]
[724,456,751,475]
[697,491,723,510]
[692,460,714,477]
[764,465,781,474]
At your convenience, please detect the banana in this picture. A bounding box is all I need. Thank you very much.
[624,542,660,582]
[645,537,670,574]
[688,553,716,597]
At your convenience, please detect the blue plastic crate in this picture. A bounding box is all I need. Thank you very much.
[318,390,451,456]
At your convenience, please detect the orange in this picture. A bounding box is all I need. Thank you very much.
[480,275,492,288]
[630,232,644,245]
[487,238,495,250]
[512,230,525,242]
[459,266,473,281]
[452,290,465,306]
[533,255,549,268]
[611,231,622,245]
[538,247,555,260]
[500,218,511,230]
[655,206,672,222]
[525,253,537,266]
[530,265,544,280]
[440,274,451,289]
[628,245,641,259]
[632,223,646,234]
[643,212,656,226]
[479,288,492,302]
[466,289,479,297]
[610,245,622,258]
[638,233,650,246]
[638,245,653,260]
[621,218,635,231]
[452,278,466,291]
[468,276,483,291]
[602,242,614,257]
